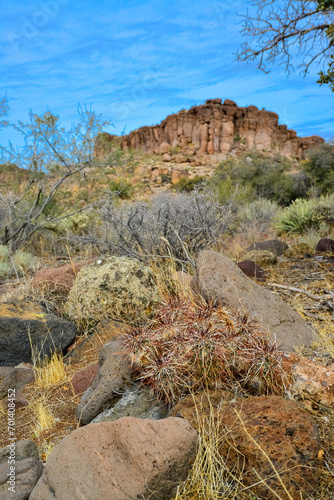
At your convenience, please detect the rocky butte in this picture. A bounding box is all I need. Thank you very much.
[96,99,324,159]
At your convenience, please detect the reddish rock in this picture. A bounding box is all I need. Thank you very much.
[71,364,99,396]
[97,100,324,159]
[32,260,93,295]
[221,396,321,499]
[14,391,29,408]
[292,357,334,407]
[237,259,267,281]
[316,238,334,253]
[29,417,198,500]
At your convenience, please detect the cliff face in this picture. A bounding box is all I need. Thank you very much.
[97,99,324,159]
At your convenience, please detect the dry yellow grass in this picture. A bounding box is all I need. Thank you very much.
[35,352,67,388]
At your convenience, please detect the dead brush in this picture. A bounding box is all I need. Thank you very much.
[123,292,292,404]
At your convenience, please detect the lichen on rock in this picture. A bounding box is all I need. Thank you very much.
[65,256,159,327]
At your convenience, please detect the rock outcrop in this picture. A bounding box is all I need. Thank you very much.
[96,99,324,159]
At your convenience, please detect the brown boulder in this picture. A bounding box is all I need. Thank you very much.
[159,142,171,154]
[71,363,99,396]
[316,238,334,253]
[196,250,314,351]
[237,259,267,281]
[292,357,334,407]
[162,153,172,162]
[76,338,131,424]
[0,364,35,399]
[29,417,198,500]
[221,396,321,499]
[32,260,92,295]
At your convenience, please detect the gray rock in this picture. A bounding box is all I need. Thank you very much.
[0,300,77,366]
[0,365,35,399]
[76,338,132,425]
[196,250,314,352]
[245,239,288,256]
[92,384,168,423]
[0,457,43,500]
[0,440,39,465]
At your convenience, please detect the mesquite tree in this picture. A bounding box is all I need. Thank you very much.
[0,99,111,251]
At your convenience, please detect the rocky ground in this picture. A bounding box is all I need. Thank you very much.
[0,240,333,499]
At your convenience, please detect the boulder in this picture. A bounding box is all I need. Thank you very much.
[65,256,159,326]
[0,364,35,399]
[76,338,131,425]
[162,153,172,162]
[237,259,267,281]
[32,260,92,295]
[70,363,99,396]
[29,417,198,500]
[316,238,334,253]
[291,357,334,407]
[12,391,29,409]
[0,301,77,366]
[221,396,321,499]
[196,250,314,351]
[92,384,168,423]
[159,142,171,154]
[0,440,39,465]
[245,239,288,256]
[0,457,43,500]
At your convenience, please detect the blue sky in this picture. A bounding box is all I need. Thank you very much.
[0,0,333,147]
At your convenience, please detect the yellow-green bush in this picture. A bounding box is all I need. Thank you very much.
[0,245,38,278]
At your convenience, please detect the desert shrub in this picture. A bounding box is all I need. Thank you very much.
[169,145,182,154]
[82,189,234,266]
[174,175,206,193]
[0,245,38,278]
[274,194,334,234]
[209,151,304,205]
[65,256,159,329]
[238,199,280,235]
[124,293,291,404]
[108,179,134,199]
[0,245,9,261]
[303,142,334,195]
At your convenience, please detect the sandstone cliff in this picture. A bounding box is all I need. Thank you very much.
[96,99,324,160]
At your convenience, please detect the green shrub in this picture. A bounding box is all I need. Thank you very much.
[174,175,206,193]
[108,179,134,199]
[303,142,334,195]
[238,199,280,235]
[274,194,334,234]
[0,245,10,262]
[209,151,305,205]
[0,246,37,278]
